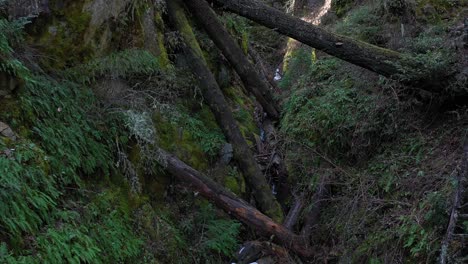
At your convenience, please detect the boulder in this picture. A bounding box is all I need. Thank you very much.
[0,121,17,141]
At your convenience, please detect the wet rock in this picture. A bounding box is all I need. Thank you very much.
[0,121,17,141]
[219,143,233,164]
[83,0,132,48]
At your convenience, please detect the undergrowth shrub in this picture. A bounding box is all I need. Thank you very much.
[0,18,31,79]
[334,5,386,44]
[83,190,144,262]
[0,188,145,264]
[0,18,148,263]
[64,49,161,84]
[317,131,453,262]
[0,139,59,237]
[181,112,225,157]
[332,0,355,17]
[398,191,448,259]
[394,28,456,87]
[22,77,114,184]
[280,48,315,90]
[195,203,241,260]
[281,55,399,165]
[203,219,241,257]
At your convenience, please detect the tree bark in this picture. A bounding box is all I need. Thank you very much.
[183,0,280,119]
[156,147,312,258]
[167,0,283,221]
[209,0,449,91]
[283,194,304,230]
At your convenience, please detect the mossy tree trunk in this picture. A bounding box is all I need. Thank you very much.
[156,147,312,258]
[183,0,280,119]
[167,0,283,221]
[209,0,451,91]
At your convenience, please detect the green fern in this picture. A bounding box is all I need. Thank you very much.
[0,140,59,236]
[64,49,161,84]
[21,77,114,184]
[203,219,241,257]
[0,18,31,78]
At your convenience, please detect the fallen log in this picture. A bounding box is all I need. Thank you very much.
[167,0,283,221]
[209,0,451,91]
[156,147,313,258]
[183,0,280,119]
[283,193,304,230]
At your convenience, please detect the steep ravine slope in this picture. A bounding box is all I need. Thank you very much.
[1,0,467,263]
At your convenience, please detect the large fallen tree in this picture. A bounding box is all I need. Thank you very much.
[167,0,283,221]
[209,0,452,91]
[183,0,280,119]
[155,147,312,258]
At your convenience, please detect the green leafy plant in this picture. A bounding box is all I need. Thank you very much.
[165,107,225,158]
[203,219,241,257]
[195,203,241,258]
[334,5,385,44]
[0,140,59,237]
[64,49,161,84]
[398,192,447,260]
[21,77,114,184]
[0,18,31,78]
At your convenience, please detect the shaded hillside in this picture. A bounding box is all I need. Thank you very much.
[0,0,467,263]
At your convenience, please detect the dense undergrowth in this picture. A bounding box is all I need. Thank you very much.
[1,0,467,262]
[278,0,467,262]
[0,14,241,263]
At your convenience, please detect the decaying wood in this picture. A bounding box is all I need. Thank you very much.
[167,0,283,221]
[283,194,304,230]
[210,0,452,91]
[183,0,280,119]
[156,147,313,258]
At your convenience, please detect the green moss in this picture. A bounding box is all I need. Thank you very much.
[415,0,455,22]
[30,2,94,69]
[0,98,20,121]
[154,113,210,171]
[169,0,204,58]
[332,0,355,17]
[223,86,259,147]
[154,13,170,68]
[223,166,246,195]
